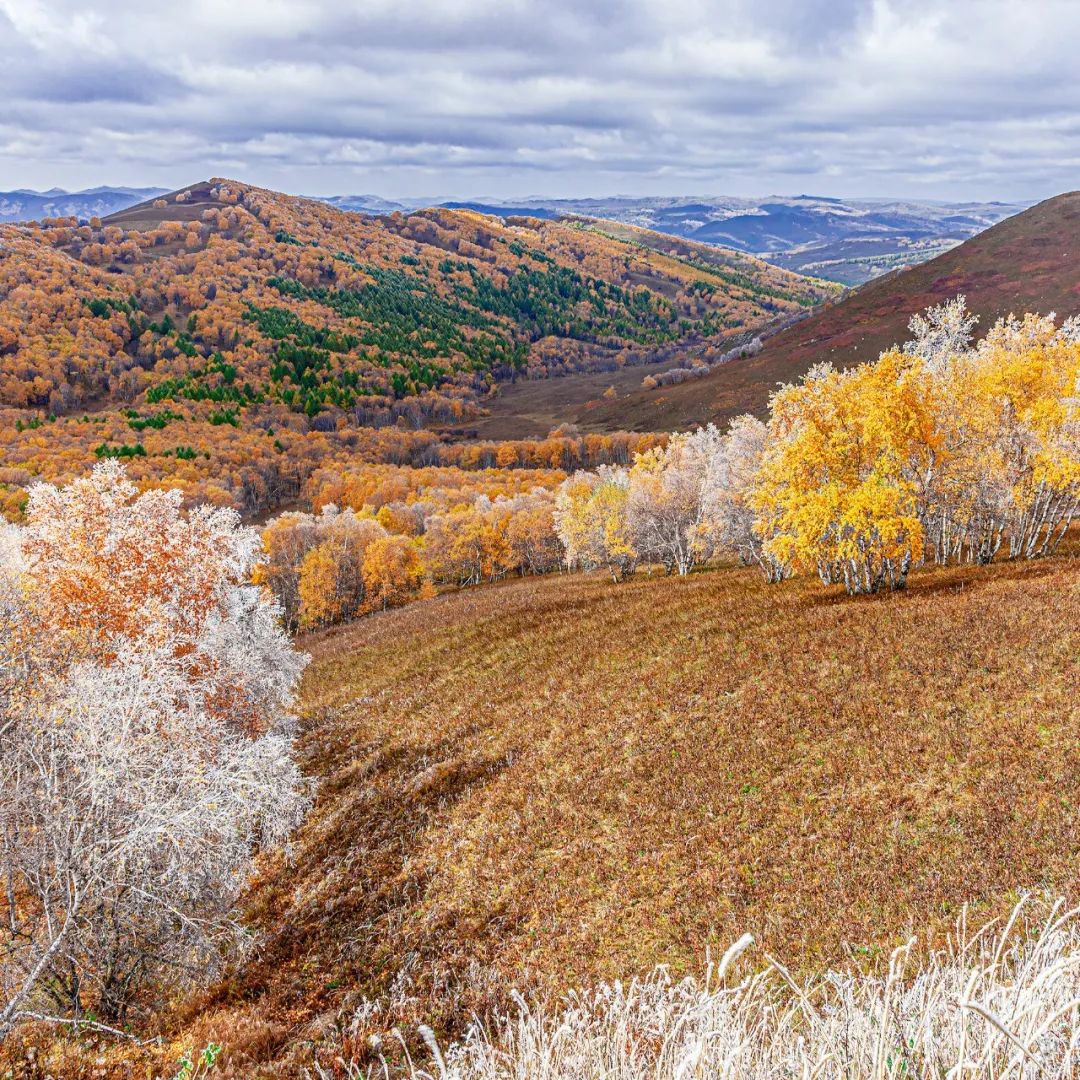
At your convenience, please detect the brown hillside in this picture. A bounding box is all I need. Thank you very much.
[583,191,1080,432]
[174,550,1080,1073]
[103,180,227,230]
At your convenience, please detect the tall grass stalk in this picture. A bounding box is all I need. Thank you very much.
[318,897,1080,1079]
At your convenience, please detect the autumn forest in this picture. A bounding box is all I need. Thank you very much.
[1,169,1079,1079]
[0,180,829,516]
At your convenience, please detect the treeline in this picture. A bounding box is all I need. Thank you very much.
[254,300,1079,628]
[641,336,763,389]
[556,299,1079,594]
[0,415,664,521]
[258,477,562,631]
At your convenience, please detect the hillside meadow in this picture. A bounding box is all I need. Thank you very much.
[158,544,1080,1074]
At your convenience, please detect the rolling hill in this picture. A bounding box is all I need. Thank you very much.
[580,191,1080,433]
[346,194,1026,285]
[161,547,1080,1073]
[0,179,832,516]
[0,186,1025,285]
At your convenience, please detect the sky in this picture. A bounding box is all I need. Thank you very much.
[1,0,1078,203]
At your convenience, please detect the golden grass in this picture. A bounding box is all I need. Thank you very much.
[164,546,1080,1073]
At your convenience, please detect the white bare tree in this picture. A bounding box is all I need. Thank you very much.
[703,415,790,583]
[903,294,979,373]
[626,426,726,577]
[0,463,310,1041]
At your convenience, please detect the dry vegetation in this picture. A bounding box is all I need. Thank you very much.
[2,187,1078,1077]
[156,544,1080,1074]
[322,897,1080,1079]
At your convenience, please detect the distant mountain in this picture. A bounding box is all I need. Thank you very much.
[0,186,169,223]
[5,184,1029,284]
[317,193,414,216]
[439,201,560,220]
[417,195,1031,285]
[325,193,1027,285]
[580,191,1080,433]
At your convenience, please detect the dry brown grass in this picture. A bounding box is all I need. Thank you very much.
[159,544,1080,1073]
[322,897,1080,1079]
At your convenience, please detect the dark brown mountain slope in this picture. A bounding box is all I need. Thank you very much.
[581,191,1080,432]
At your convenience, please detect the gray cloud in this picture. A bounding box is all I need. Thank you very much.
[0,0,1076,200]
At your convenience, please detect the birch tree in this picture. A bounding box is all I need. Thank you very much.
[554,466,636,581]
[753,356,929,594]
[626,426,724,577]
[903,293,978,373]
[916,312,1080,563]
[704,415,790,582]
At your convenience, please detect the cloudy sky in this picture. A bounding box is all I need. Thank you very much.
[1,0,1077,202]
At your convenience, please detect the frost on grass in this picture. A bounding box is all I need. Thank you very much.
[324,898,1080,1080]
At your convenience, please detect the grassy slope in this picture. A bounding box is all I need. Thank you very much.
[581,191,1080,432]
[442,355,688,440]
[186,548,1080,1070]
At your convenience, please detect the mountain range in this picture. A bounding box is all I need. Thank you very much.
[0,185,1029,284]
[0,185,169,224]
[580,190,1080,433]
[392,194,1031,285]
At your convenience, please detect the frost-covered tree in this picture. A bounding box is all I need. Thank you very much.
[954,313,1080,560]
[750,305,1080,591]
[626,426,726,576]
[703,415,790,582]
[554,466,636,581]
[903,294,978,373]
[0,462,309,1039]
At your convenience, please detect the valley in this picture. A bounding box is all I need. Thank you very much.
[1,178,1078,1078]
[0,179,831,517]
[5,4,1080,1077]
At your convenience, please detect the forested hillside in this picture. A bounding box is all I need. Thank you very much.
[0,180,831,516]
[2,181,1077,1079]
